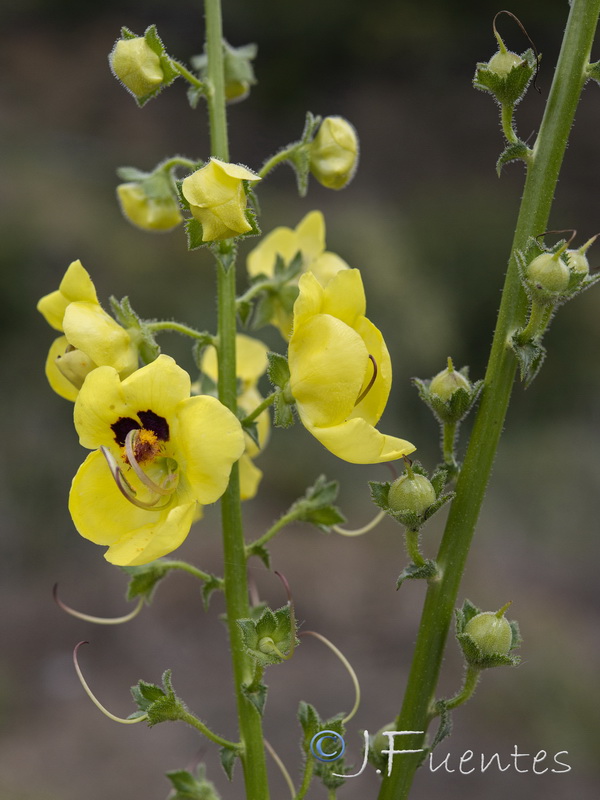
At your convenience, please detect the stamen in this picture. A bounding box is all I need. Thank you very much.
[332,508,387,537]
[54,584,144,625]
[274,570,296,660]
[100,446,172,510]
[300,630,361,724]
[124,430,175,496]
[73,641,148,724]
[355,354,378,406]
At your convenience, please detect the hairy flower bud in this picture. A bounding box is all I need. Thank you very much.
[464,608,513,657]
[487,49,523,77]
[309,117,359,190]
[429,360,472,402]
[117,182,182,232]
[110,37,164,99]
[526,252,570,294]
[388,472,436,516]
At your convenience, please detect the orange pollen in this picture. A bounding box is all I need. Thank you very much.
[122,428,161,465]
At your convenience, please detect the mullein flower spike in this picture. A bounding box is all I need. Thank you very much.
[69,355,245,566]
[37,260,138,401]
[181,158,260,241]
[288,269,415,463]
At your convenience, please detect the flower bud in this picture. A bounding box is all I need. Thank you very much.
[566,249,589,277]
[464,606,513,657]
[309,117,359,190]
[429,358,472,402]
[525,252,570,294]
[117,182,182,232]
[110,37,164,99]
[181,158,260,241]
[388,472,436,516]
[487,49,523,77]
[55,345,97,390]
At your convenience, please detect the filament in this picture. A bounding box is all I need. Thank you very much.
[54,585,144,625]
[73,641,148,724]
[300,630,361,724]
[124,429,174,495]
[100,446,173,510]
[355,354,378,406]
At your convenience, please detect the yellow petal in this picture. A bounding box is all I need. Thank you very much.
[348,316,392,426]
[69,450,197,566]
[239,454,263,501]
[45,336,81,401]
[74,366,129,449]
[247,226,299,278]
[37,260,99,330]
[305,417,415,464]
[120,354,191,422]
[319,268,366,326]
[103,503,197,566]
[289,314,368,427]
[310,251,350,286]
[213,158,260,182]
[175,395,245,503]
[201,334,269,388]
[63,302,138,375]
[295,210,326,261]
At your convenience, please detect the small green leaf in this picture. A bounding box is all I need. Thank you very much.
[247,542,271,569]
[496,141,531,175]
[587,60,600,84]
[242,680,268,716]
[130,669,187,725]
[122,560,171,603]
[429,700,453,752]
[510,335,546,387]
[396,559,439,588]
[201,574,225,610]
[166,765,221,800]
[286,475,345,532]
[219,747,238,781]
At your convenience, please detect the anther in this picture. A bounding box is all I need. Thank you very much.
[100,446,173,510]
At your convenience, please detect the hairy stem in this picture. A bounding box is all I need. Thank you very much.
[378,2,600,797]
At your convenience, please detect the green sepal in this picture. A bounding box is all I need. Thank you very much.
[587,60,600,84]
[237,604,297,667]
[396,559,439,589]
[242,679,268,716]
[122,560,171,603]
[240,207,261,239]
[165,765,221,800]
[298,702,348,788]
[509,336,546,387]
[191,41,257,105]
[286,474,346,532]
[237,298,253,327]
[116,165,152,182]
[185,218,206,251]
[130,669,187,725]
[274,392,295,427]
[247,252,302,331]
[369,463,453,530]
[293,111,322,197]
[219,746,238,781]
[473,49,537,106]
[109,295,161,365]
[496,141,531,175]
[118,26,180,107]
[455,600,521,669]
[267,351,291,388]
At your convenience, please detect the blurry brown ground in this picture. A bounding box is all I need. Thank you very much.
[1,1,600,798]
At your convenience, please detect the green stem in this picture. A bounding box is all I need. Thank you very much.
[171,60,208,92]
[160,559,217,584]
[179,709,240,750]
[441,421,457,467]
[241,392,276,427]
[404,529,426,568]
[247,508,302,553]
[377,2,600,798]
[160,156,199,173]
[500,102,518,144]
[146,320,214,342]
[515,299,555,343]
[203,0,269,795]
[444,665,481,711]
[258,144,301,178]
[294,757,315,800]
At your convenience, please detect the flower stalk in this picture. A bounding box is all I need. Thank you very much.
[377,2,600,797]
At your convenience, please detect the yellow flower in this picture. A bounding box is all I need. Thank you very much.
[246,210,349,337]
[37,260,138,401]
[181,159,260,241]
[201,334,270,500]
[110,37,164,99]
[117,182,182,232]
[309,117,359,190]
[288,269,415,464]
[69,355,245,566]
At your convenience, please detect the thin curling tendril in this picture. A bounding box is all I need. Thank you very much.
[54,584,144,625]
[73,641,148,724]
[300,630,361,724]
[332,507,387,537]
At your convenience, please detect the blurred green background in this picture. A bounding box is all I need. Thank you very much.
[1,0,599,798]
